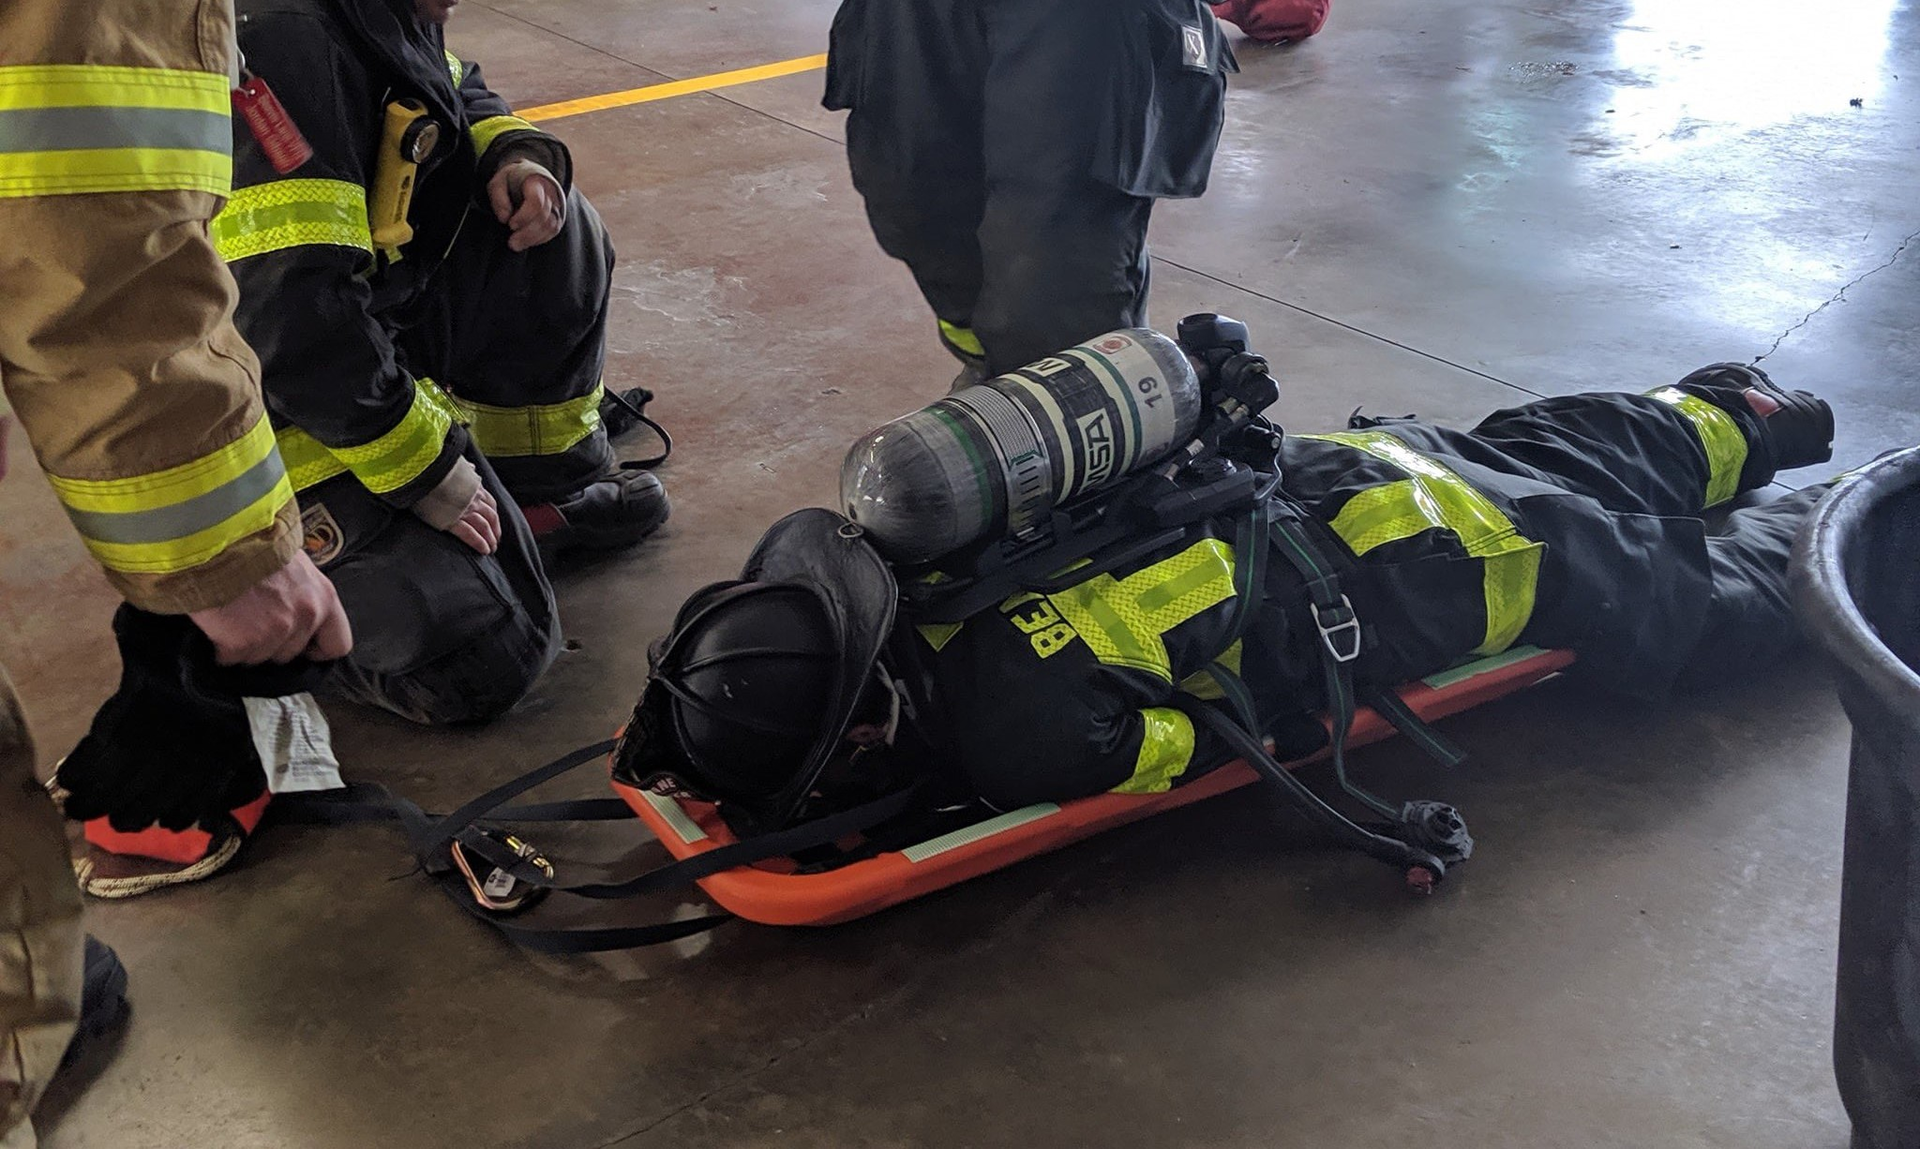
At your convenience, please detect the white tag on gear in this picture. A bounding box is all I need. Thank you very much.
[1181,23,1209,70]
[243,693,345,793]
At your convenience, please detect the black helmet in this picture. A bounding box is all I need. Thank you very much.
[614,509,899,833]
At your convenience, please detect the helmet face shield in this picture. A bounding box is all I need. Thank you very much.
[613,510,901,833]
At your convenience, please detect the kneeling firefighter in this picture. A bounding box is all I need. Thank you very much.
[215,0,672,722]
[616,314,1839,889]
[50,0,676,895]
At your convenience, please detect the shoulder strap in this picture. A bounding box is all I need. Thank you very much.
[1174,499,1478,887]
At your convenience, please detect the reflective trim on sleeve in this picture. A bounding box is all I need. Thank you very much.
[274,427,348,493]
[0,65,231,197]
[211,178,372,262]
[1111,707,1197,795]
[47,415,291,574]
[444,50,465,86]
[277,379,460,495]
[1047,537,1238,680]
[1307,430,1543,656]
[442,382,603,459]
[327,379,455,494]
[469,114,539,157]
[938,320,985,359]
[1649,387,1749,507]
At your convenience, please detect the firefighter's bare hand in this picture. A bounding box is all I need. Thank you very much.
[189,552,354,665]
[448,485,501,556]
[488,159,565,252]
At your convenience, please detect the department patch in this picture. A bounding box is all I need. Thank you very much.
[300,502,344,566]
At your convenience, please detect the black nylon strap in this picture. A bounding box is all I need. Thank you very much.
[424,866,733,954]
[1174,694,1436,876]
[453,783,925,899]
[1263,514,1395,818]
[275,739,924,951]
[1362,685,1468,769]
[416,738,618,856]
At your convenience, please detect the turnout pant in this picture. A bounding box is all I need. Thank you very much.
[0,670,81,1147]
[826,0,1235,375]
[1371,386,1824,695]
[393,187,618,505]
[303,432,561,726]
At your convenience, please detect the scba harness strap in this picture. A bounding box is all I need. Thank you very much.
[897,340,1478,888]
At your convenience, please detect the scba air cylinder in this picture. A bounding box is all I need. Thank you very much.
[842,328,1204,564]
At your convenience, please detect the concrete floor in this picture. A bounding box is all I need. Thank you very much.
[4,0,1912,1143]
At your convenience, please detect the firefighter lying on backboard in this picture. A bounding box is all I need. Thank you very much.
[614,314,1840,885]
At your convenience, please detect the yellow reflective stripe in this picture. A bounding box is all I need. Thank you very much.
[0,65,229,114]
[1048,537,1237,680]
[0,146,229,198]
[445,51,465,86]
[1479,546,1544,655]
[1308,431,1543,655]
[212,178,371,262]
[1111,708,1196,795]
[328,379,454,494]
[446,383,603,458]
[938,320,984,359]
[0,65,232,198]
[469,114,538,157]
[275,427,349,492]
[47,416,292,575]
[275,380,458,494]
[48,415,271,513]
[1649,387,1749,507]
[917,622,964,652]
[1326,479,1434,556]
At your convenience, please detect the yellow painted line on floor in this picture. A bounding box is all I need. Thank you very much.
[519,53,827,124]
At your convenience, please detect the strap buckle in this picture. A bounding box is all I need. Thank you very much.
[450,829,552,915]
[1313,595,1362,663]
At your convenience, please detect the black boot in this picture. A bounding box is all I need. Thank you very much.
[519,465,670,556]
[1677,361,1835,474]
[59,937,129,1071]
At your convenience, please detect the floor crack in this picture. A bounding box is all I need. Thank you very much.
[1752,227,1920,364]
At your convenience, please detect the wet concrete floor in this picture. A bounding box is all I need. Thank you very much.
[6,0,1913,1144]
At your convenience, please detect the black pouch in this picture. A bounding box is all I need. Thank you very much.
[1093,0,1239,199]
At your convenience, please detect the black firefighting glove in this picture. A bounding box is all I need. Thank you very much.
[57,606,328,833]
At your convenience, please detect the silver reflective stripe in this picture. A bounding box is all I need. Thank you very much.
[60,452,287,545]
[0,105,230,155]
[900,804,1061,863]
[641,790,709,844]
[1419,645,1549,690]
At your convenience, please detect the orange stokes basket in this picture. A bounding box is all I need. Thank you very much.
[615,647,1574,927]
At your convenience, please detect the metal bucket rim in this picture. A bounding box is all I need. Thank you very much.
[1791,445,1920,707]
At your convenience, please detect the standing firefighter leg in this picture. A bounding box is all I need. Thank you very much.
[831,0,1234,377]
[401,190,667,551]
[0,670,81,1143]
[830,0,992,376]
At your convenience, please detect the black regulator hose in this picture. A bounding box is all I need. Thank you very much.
[1176,697,1448,892]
